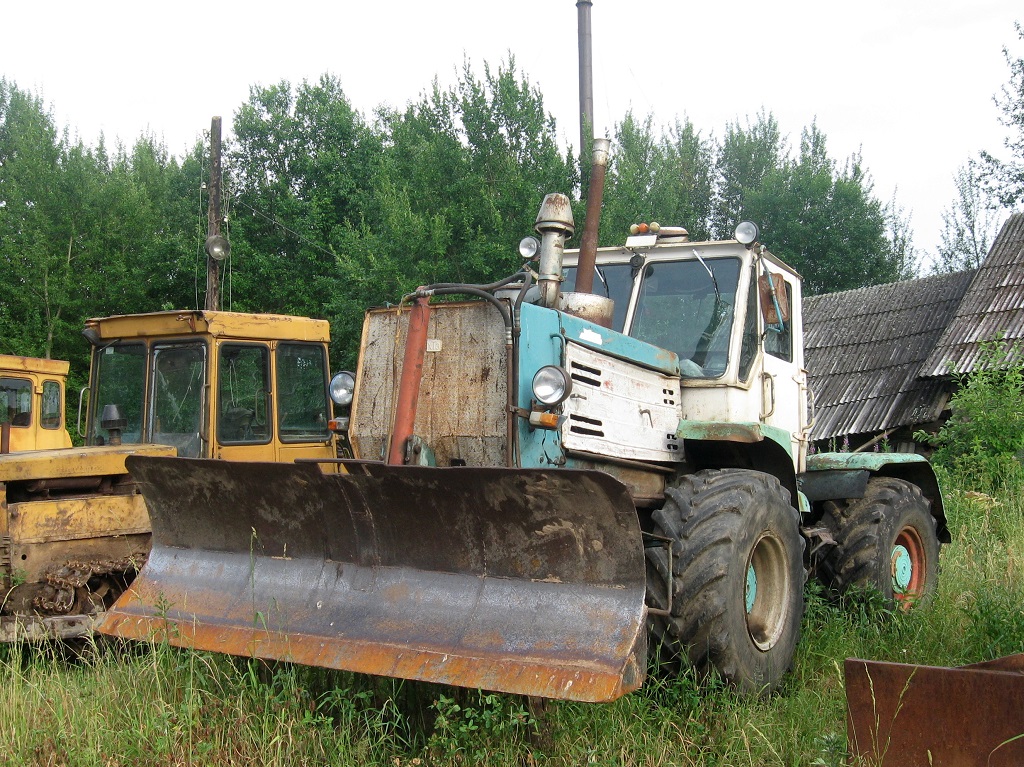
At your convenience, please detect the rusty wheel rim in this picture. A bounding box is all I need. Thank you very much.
[892,525,927,607]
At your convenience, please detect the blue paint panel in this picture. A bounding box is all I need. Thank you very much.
[516,303,566,469]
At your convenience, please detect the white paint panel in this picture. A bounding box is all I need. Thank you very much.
[561,343,683,463]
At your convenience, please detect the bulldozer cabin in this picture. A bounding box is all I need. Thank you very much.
[1,355,75,454]
[0,310,344,641]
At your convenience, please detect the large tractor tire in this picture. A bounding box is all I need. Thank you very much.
[820,477,939,609]
[645,469,805,694]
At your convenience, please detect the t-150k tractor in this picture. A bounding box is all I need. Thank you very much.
[101,181,945,700]
[1,310,342,641]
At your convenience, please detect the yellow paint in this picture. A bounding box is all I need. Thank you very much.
[0,355,73,451]
[8,494,150,544]
[0,444,175,483]
[1,309,342,632]
[84,310,330,343]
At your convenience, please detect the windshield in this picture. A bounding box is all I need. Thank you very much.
[562,263,636,333]
[631,257,742,378]
[150,343,207,457]
[91,343,147,444]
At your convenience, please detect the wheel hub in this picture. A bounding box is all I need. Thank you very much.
[891,544,912,592]
[745,564,757,613]
[745,533,790,652]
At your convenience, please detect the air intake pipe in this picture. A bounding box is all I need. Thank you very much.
[535,193,575,309]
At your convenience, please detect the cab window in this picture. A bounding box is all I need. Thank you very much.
[277,343,329,442]
[149,343,207,457]
[218,344,270,444]
[0,377,31,427]
[738,268,759,381]
[763,278,793,363]
[92,343,147,445]
[41,380,62,429]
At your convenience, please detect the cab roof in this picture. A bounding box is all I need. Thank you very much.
[83,310,331,343]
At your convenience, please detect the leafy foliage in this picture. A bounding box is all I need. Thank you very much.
[918,339,1024,491]
[982,22,1024,207]
[934,161,1003,273]
[4,62,915,372]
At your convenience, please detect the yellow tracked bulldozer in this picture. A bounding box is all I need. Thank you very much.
[100,148,946,701]
[0,310,345,641]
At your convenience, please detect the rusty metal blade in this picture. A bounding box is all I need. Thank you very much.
[98,457,647,702]
[845,656,1024,765]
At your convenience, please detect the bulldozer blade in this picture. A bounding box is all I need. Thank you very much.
[845,655,1024,765]
[98,456,647,702]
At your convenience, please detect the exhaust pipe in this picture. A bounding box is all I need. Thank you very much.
[535,193,575,309]
[574,137,611,296]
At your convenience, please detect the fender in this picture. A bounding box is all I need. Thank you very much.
[677,421,798,511]
[803,452,948,542]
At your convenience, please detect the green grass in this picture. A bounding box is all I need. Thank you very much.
[2,473,1023,766]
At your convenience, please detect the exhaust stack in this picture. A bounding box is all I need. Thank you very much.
[574,137,611,296]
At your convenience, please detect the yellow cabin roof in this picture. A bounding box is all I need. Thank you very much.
[83,310,331,343]
[0,355,71,379]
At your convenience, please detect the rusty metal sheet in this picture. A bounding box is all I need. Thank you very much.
[845,656,1024,765]
[351,302,508,467]
[100,456,648,702]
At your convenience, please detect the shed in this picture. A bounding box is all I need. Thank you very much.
[803,270,975,451]
[921,213,1024,377]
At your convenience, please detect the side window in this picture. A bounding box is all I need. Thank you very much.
[738,269,759,381]
[218,344,270,444]
[763,279,793,362]
[276,343,329,442]
[0,377,32,427]
[41,380,62,429]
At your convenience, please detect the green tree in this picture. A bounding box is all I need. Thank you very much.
[934,161,1002,273]
[726,120,913,295]
[226,75,383,320]
[919,339,1024,492]
[0,79,205,369]
[600,113,714,242]
[324,59,577,366]
[712,111,784,238]
[982,22,1024,207]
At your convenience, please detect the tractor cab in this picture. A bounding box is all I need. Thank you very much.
[0,355,74,453]
[562,224,811,469]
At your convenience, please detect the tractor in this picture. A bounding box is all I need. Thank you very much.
[100,175,944,699]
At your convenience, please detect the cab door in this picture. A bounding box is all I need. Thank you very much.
[758,271,809,470]
[214,342,275,461]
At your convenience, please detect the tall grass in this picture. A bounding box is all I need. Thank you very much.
[2,473,1023,766]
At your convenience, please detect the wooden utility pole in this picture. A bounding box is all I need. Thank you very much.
[205,116,223,311]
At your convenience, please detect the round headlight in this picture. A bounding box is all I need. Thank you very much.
[734,220,760,246]
[518,236,540,260]
[329,371,355,406]
[532,366,572,407]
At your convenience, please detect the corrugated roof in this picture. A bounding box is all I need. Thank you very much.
[922,213,1024,376]
[803,270,976,441]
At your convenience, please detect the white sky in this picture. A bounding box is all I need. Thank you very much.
[4,1,1021,267]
